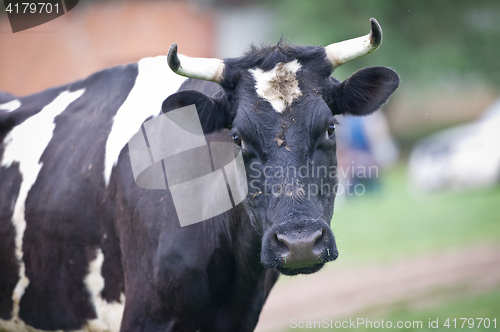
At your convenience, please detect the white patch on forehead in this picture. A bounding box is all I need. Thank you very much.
[249,60,302,113]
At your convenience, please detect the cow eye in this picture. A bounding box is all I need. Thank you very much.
[232,134,242,147]
[327,123,336,138]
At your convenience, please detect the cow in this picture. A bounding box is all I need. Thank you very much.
[0,18,399,332]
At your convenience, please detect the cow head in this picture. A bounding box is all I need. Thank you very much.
[162,19,399,275]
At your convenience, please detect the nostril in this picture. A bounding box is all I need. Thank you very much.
[313,228,325,252]
[273,233,289,252]
[275,233,288,245]
[315,228,324,241]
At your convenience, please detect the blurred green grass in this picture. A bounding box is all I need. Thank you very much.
[285,288,500,331]
[358,288,500,332]
[331,165,500,265]
[280,165,500,332]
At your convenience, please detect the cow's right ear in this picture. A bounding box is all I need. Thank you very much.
[161,90,231,134]
[328,66,400,116]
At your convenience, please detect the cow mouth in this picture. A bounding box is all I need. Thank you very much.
[275,262,325,276]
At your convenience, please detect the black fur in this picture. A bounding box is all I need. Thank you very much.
[0,91,16,104]
[0,64,138,329]
[328,66,400,116]
[0,162,21,320]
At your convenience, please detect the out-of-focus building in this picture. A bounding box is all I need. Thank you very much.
[0,2,216,96]
[0,0,275,96]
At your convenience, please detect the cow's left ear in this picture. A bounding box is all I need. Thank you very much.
[329,66,399,116]
[162,90,231,134]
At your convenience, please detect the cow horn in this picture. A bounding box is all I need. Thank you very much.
[324,18,383,69]
[167,44,225,83]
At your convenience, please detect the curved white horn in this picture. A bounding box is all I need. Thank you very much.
[167,44,225,83]
[325,18,383,69]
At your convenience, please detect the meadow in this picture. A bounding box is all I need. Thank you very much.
[282,165,500,331]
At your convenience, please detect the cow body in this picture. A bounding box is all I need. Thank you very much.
[0,57,279,332]
[0,21,399,332]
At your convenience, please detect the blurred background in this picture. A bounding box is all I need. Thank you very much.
[1,0,500,331]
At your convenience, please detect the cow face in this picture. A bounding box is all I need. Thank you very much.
[162,20,399,275]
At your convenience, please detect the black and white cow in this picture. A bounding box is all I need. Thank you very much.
[0,19,399,332]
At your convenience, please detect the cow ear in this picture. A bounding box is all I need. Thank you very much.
[329,66,399,116]
[161,90,230,134]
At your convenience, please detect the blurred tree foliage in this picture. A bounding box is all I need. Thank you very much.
[272,0,500,87]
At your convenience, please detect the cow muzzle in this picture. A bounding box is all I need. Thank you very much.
[261,220,338,275]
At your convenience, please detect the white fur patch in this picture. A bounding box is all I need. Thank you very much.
[0,248,124,332]
[249,60,302,113]
[0,89,85,328]
[104,56,188,186]
[0,99,21,112]
[0,317,59,332]
[84,249,125,332]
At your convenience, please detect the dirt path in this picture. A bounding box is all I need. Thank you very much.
[255,244,500,332]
